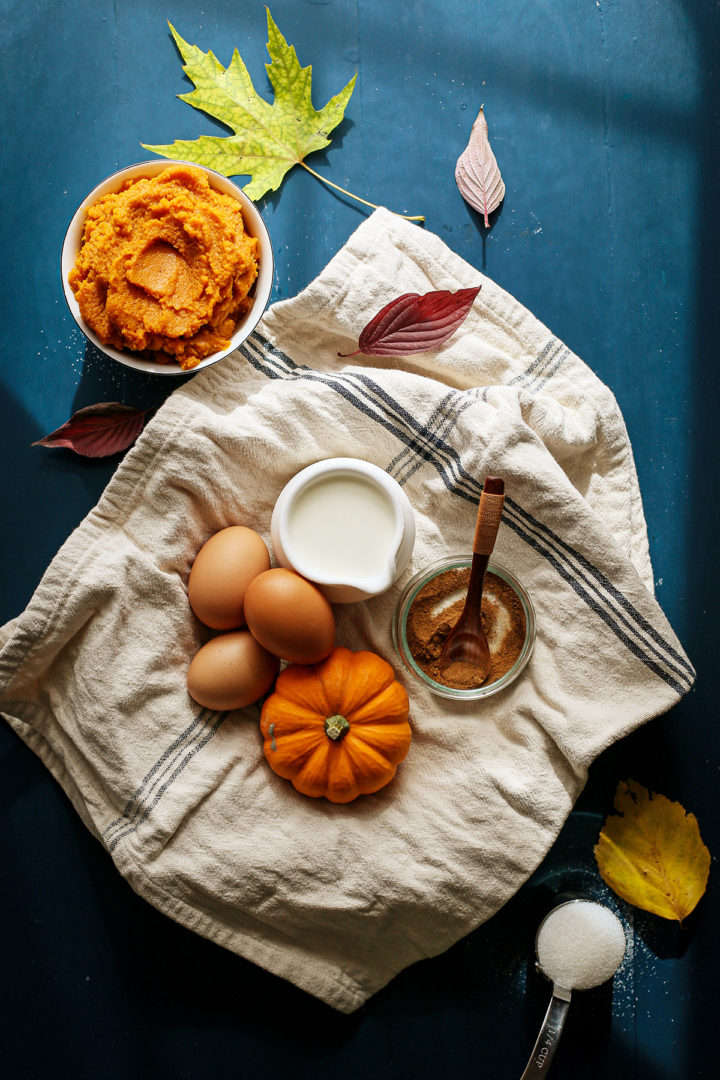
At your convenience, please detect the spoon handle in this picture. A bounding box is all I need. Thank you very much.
[473,477,505,555]
[519,986,571,1079]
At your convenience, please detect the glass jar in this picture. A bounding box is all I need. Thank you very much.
[392,555,536,700]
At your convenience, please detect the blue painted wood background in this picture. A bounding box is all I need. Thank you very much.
[1,1,717,1077]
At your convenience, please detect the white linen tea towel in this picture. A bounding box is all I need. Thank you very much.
[0,208,694,1013]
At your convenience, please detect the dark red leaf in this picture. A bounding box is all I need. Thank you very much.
[32,402,151,458]
[339,286,481,357]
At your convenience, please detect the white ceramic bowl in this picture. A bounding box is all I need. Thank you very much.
[61,160,274,376]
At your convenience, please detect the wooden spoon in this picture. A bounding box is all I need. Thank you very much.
[438,477,505,681]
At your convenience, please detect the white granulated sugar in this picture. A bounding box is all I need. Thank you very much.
[536,900,627,991]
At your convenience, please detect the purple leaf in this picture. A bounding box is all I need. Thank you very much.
[339,286,481,358]
[455,106,505,227]
[32,402,151,458]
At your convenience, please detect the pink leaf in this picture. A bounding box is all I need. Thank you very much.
[32,402,151,458]
[455,106,505,227]
[339,286,481,358]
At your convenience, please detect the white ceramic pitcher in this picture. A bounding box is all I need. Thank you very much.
[270,458,416,603]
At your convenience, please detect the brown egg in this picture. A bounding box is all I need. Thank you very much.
[244,568,335,664]
[187,630,279,711]
[188,526,270,630]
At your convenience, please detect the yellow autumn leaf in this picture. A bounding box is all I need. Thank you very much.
[594,779,711,922]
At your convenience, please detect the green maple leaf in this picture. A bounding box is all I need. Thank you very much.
[142,9,356,202]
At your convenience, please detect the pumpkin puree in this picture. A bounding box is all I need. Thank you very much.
[68,165,259,370]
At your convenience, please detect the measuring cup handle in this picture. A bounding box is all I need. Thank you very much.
[519,986,571,1079]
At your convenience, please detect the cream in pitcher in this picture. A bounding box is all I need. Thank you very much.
[271,458,416,603]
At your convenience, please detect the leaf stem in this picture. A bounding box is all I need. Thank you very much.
[299,162,425,222]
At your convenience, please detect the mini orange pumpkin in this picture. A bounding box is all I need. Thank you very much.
[259,646,412,803]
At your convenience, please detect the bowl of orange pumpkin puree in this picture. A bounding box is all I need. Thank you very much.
[62,161,273,375]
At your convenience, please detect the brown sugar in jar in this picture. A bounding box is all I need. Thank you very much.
[405,567,527,690]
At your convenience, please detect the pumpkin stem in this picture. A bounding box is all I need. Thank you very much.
[324,714,350,741]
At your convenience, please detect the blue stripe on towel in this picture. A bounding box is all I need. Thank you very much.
[500,509,691,695]
[103,708,226,852]
[508,338,570,393]
[243,336,472,492]
[387,389,474,487]
[502,498,695,682]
